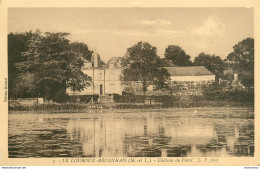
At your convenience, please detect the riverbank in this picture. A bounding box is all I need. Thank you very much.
[8,100,254,111]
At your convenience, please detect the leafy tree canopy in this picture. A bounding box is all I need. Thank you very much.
[121,42,170,95]
[194,52,225,79]
[9,30,92,100]
[70,42,93,61]
[8,31,34,98]
[227,38,254,88]
[164,45,192,66]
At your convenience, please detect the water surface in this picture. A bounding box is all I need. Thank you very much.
[8,108,254,157]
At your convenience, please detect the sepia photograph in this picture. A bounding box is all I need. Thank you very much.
[0,1,259,166]
[7,7,255,158]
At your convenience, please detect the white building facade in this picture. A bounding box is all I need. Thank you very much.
[66,54,123,96]
[165,66,215,96]
[165,66,215,83]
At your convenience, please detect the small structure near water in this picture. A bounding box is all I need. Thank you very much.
[14,98,44,105]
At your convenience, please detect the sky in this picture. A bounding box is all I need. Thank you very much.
[8,8,254,62]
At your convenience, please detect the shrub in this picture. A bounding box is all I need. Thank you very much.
[202,82,254,104]
[152,95,181,107]
[67,95,99,103]
[54,90,70,103]
[113,94,146,103]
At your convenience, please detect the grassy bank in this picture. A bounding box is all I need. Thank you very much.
[8,100,253,111]
[8,103,90,111]
[113,94,254,109]
[9,89,253,111]
[114,100,253,109]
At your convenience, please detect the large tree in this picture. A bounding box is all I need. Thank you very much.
[69,42,93,61]
[227,38,254,89]
[121,42,170,95]
[164,45,192,66]
[8,31,33,98]
[194,53,225,80]
[14,30,91,100]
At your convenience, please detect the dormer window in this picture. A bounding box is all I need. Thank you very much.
[109,63,115,69]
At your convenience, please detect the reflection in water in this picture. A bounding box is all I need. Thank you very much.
[8,108,254,157]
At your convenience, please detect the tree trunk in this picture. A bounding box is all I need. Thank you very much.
[142,81,147,96]
[142,90,146,96]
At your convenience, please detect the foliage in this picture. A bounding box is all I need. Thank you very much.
[160,58,175,67]
[8,102,90,111]
[202,82,254,103]
[115,103,162,109]
[221,73,234,82]
[152,95,181,107]
[113,94,253,108]
[194,52,225,79]
[69,42,93,61]
[54,90,70,103]
[164,45,192,66]
[113,94,146,103]
[67,95,99,103]
[8,31,34,98]
[12,72,38,98]
[121,42,170,95]
[114,94,181,106]
[9,30,92,101]
[227,38,254,88]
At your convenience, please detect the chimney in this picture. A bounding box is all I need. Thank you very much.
[91,52,99,68]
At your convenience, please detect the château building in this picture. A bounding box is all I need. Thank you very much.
[66,52,123,96]
[67,52,215,96]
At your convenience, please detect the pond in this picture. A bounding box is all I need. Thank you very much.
[8,108,254,158]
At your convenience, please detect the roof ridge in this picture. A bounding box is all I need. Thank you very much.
[165,66,214,76]
[195,66,205,75]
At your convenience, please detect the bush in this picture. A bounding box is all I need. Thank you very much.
[202,82,254,104]
[203,88,254,103]
[152,95,181,107]
[113,94,146,103]
[67,95,99,103]
[54,90,70,103]
[53,94,100,103]
[113,95,184,107]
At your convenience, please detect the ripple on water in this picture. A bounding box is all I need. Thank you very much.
[8,109,254,157]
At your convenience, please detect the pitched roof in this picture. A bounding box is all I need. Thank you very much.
[164,66,214,76]
[105,57,122,69]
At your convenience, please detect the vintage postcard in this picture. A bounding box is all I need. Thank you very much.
[0,0,259,166]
